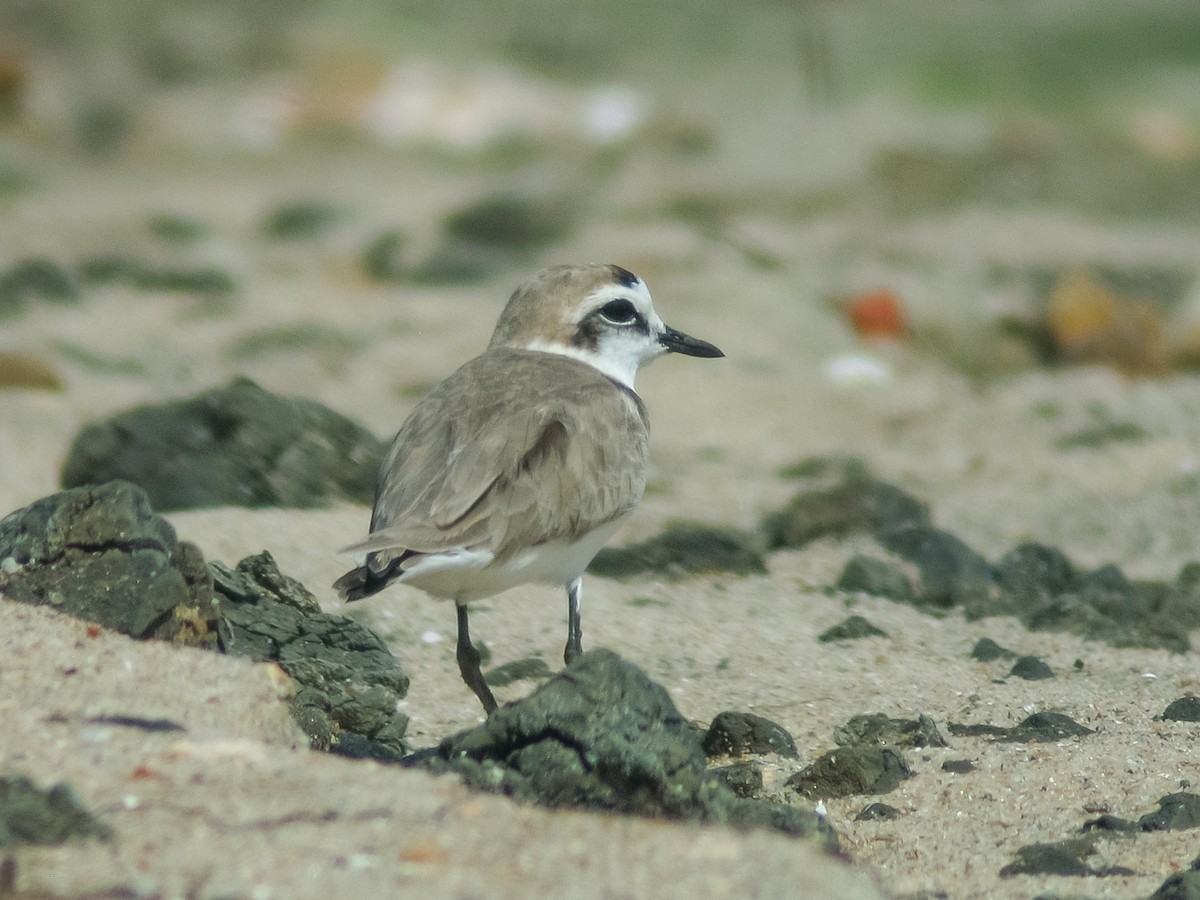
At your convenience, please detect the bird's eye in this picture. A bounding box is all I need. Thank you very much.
[598,299,639,325]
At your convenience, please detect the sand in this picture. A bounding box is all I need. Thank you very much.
[3,7,1200,895]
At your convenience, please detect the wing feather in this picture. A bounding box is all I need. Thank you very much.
[353,349,649,568]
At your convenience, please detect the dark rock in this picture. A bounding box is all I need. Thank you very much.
[444,194,571,250]
[0,775,112,846]
[1162,697,1200,722]
[817,615,889,643]
[1056,420,1149,449]
[885,527,995,613]
[0,257,79,316]
[947,722,1011,739]
[1163,563,1200,631]
[702,711,799,759]
[994,542,1076,615]
[1074,563,1152,621]
[855,802,900,821]
[941,759,975,774]
[589,522,766,580]
[761,475,929,550]
[712,761,763,798]
[0,480,216,644]
[999,837,1098,878]
[485,657,554,687]
[361,229,407,282]
[787,746,912,798]
[262,200,339,238]
[1002,711,1094,743]
[1139,793,1200,831]
[61,378,384,511]
[85,714,185,733]
[1082,814,1137,832]
[1152,871,1200,899]
[833,713,948,749]
[949,712,1093,743]
[995,541,1077,593]
[1007,656,1054,680]
[836,555,914,601]
[147,213,207,243]
[969,637,1015,662]
[78,255,236,296]
[867,482,934,543]
[421,650,828,839]
[412,195,573,284]
[776,454,870,483]
[212,551,409,760]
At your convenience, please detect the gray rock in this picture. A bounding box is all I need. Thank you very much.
[423,650,829,839]
[833,713,947,749]
[969,637,1015,661]
[61,377,384,511]
[702,711,799,759]
[761,475,929,550]
[1162,697,1200,722]
[1151,871,1200,899]
[590,522,766,580]
[1139,793,1200,831]
[817,615,889,643]
[1007,655,1054,681]
[212,551,410,761]
[0,775,112,846]
[0,480,216,644]
[787,746,912,798]
[836,555,914,602]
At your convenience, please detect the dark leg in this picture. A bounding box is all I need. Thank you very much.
[564,576,583,665]
[456,603,497,714]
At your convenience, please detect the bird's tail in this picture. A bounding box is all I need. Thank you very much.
[332,554,407,602]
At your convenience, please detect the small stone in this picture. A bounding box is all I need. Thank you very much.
[362,230,407,282]
[0,257,79,316]
[1151,871,1200,899]
[885,527,994,613]
[1008,656,1054,680]
[0,775,112,846]
[262,200,339,238]
[969,637,1015,662]
[1002,711,1094,743]
[941,759,975,774]
[712,761,763,798]
[999,837,1097,878]
[702,711,799,759]
[1162,697,1200,722]
[855,802,900,821]
[836,555,914,601]
[994,542,1077,614]
[787,746,912,798]
[1139,793,1200,831]
[817,615,889,643]
[833,713,947,749]
[590,522,766,580]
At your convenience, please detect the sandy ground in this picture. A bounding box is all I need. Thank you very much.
[4,8,1200,895]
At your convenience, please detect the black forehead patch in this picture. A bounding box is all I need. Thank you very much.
[610,265,641,289]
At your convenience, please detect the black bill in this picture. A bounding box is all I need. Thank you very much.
[659,325,724,358]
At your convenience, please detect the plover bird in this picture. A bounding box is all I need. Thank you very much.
[333,264,723,712]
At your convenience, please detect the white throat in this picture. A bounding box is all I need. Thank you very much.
[522,338,662,389]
